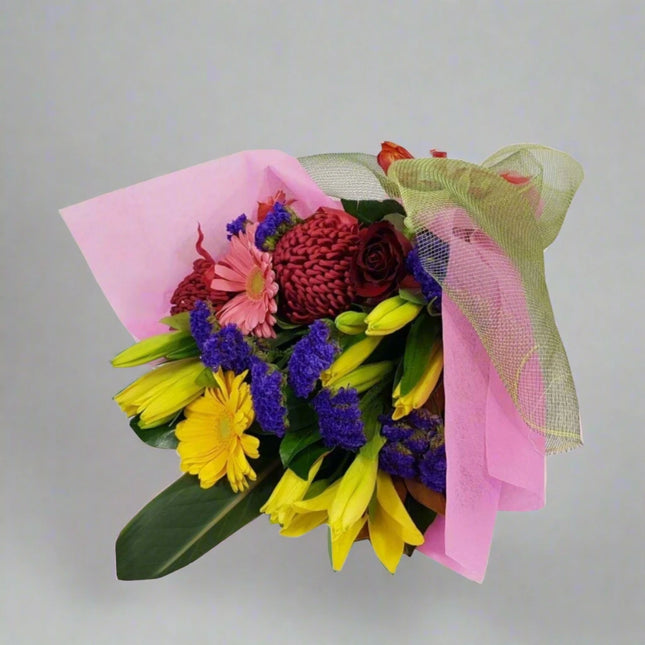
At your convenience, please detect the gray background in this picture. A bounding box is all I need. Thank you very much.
[2,1,643,643]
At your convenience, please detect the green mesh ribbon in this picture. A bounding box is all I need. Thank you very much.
[299,145,584,454]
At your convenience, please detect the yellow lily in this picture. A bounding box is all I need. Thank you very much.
[326,361,394,395]
[281,464,424,572]
[392,342,443,420]
[114,358,205,428]
[111,330,195,367]
[320,335,382,388]
[334,311,368,335]
[261,454,326,526]
[364,296,423,336]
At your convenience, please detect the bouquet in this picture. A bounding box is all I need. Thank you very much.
[61,142,583,581]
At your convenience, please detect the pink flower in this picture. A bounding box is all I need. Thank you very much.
[211,223,279,338]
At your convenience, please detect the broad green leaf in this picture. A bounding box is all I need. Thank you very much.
[159,311,192,332]
[403,495,437,556]
[284,387,317,432]
[288,441,328,479]
[341,198,406,225]
[398,314,440,398]
[359,378,390,441]
[279,426,322,467]
[130,414,180,449]
[116,447,282,580]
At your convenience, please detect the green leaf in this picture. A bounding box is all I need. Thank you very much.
[159,311,192,332]
[279,425,322,467]
[359,378,390,441]
[403,495,437,557]
[284,387,317,432]
[129,415,180,449]
[398,288,427,306]
[195,368,217,388]
[288,441,328,479]
[116,449,282,580]
[341,198,406,225]
[398,314,441,398]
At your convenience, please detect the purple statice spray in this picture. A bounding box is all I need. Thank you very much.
[312,387,366,451]
[287,320,338,399]
[250,357,288,437]
[254,202,298,251]
[378,409,446,493]
[189,300,213,350]
[226,213,249,240]
[406,246,443,312]
[200,324,252,374]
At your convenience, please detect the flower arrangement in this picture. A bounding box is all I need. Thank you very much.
[61,141,583,581]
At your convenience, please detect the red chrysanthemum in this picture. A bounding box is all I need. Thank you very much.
[169,226,228,315]
[273,207,360,324]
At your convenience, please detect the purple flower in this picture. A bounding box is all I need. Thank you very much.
[250,357,287,437]
[255,202,296,250]
[312,387,366,451]
[287,320,338,399]
[379,442,417,479]
[201,324,252,373]
[226,214,249,240]
[418,444,447,494]
[189,300,213,350]
[406,246,442,311]
[378,409,446,492]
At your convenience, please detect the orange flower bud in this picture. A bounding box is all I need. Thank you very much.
[377,141,414,173]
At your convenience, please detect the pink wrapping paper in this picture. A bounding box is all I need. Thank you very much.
[61,150,340,340]
[418,215,546,581]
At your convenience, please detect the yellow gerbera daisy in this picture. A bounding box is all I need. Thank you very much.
[175,368,259,492]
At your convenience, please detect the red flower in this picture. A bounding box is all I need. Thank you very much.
[377,141,414,173]
[272,207,360,324]
[169,226,228,315]
[350,221,412,301]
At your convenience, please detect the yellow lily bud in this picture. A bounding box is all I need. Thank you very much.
[114,358,205,428]
[392,342,443,420]
[261,454,326,526]
[327,361,394,394]
[335,311,368,335]
[112,330,195,367]
[364,296,423,336]
[328,434,384,534]
[320,335,382,388]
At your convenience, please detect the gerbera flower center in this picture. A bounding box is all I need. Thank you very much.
[246,266,266,300]
[216,409,235,440]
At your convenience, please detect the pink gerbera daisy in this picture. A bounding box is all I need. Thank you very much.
[211,222,279,338]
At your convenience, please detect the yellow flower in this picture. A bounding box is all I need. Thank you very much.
[392,342,443,420]
[261,454,326,526]
[175,368,259,492]
[111,330,194,367]
[279,435,424,573]
[320,335,382,388]
[326,361,394,394]
[114,358,205,428]
[364,295,423,336]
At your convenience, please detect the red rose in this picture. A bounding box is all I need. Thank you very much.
[377,141,414,173]
[350,221,412,300]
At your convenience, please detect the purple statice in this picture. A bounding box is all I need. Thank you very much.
[201,324,252,373]
[312,387,366,451]
[379,442,417,479]
[254,202,296,251]
[378,409,446,492]
[287,320,338,398]
[189,300,213,350]
[418,444,447,494]
[226,213,249,240]
[406,247,442,311]
[250,357,287,437]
